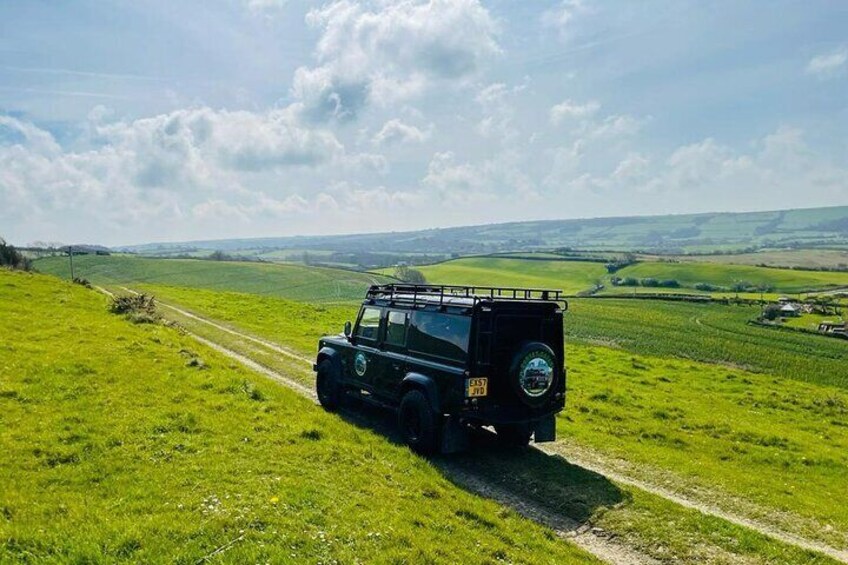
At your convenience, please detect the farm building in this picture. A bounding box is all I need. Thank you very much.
[780,303,800,317]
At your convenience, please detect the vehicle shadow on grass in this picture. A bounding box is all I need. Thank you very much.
[336,400,626,530]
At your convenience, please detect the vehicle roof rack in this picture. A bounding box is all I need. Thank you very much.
[366,284,568,309]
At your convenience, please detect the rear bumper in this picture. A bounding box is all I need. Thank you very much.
[458,403,563,427]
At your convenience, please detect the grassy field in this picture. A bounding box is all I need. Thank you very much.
[664,249,848,270]
[390,257,609,295]
[122,283,848,552]
[567,299,848,389]
[0,270,607,564]
[34,255,393,302]
[614,262,848,293]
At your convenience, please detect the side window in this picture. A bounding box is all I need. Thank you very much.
[408,311,471,362]
[385,310,408,347]
[355,307,381,341]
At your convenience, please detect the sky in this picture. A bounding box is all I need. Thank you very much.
[1,0,846,246]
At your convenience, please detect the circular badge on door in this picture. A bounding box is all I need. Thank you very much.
[354,352,367,377]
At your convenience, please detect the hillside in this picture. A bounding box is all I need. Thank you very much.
[407,256,848,296]
[121,205,848,255]
[379,257,609,295]
[34,255,393,302]
[0,269,602,563]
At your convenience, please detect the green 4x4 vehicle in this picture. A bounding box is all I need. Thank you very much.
[314,284,567,454]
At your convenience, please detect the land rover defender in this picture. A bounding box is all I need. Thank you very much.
[314,284,567,454]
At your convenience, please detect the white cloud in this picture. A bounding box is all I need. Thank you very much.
[806,48,847,78]
[293,0,500,121]
[550,99,600,125]
[243,0,288,17]
[541,0,588,37]
[372,119,430,146]
[422,150,537,204]
[549,127,848,214]
[0,108,384,241]
[474,82,528,143]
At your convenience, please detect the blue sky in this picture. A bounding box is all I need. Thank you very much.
[1,0,846,246]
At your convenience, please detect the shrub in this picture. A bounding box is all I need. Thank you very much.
[110,294,160,324]
[761,304,783,321]
[394,264,427,284]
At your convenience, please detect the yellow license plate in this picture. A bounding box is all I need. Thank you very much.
[466,378,488,397]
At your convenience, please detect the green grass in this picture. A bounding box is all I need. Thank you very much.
[0,270,602,564]
[34,255,393,302]
[614,262,848,293]
[396,257,608,295]
[122,284,848,549]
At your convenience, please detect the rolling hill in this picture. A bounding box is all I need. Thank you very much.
[120,205,848,255]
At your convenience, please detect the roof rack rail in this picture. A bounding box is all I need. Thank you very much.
[366,284,567,309]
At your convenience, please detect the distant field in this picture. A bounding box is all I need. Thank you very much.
[614,262,848,293]
[395,257,608,294]
[567,299,848,389]
[34,255,392,302]
[0,270,603,564]
[664,249,848,270]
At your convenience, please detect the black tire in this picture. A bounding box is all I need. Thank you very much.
[398,390,438,455]
[316,358,342,411]
[495,423,532,448]
[509,342,558,408]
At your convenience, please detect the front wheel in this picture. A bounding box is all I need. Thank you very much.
[316,359,342,411]
[495,423,532,448]
[398,390,438,455]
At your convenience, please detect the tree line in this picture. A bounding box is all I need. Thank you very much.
[0,239,32,271]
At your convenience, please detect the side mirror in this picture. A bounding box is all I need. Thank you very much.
[344,321,352,338]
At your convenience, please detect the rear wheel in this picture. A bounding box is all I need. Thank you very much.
[495,423,532,448]
[398,390,438,455]
[316,359,342,411]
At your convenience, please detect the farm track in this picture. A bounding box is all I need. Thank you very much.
[107,286,848,563]
[107,287,653,564]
